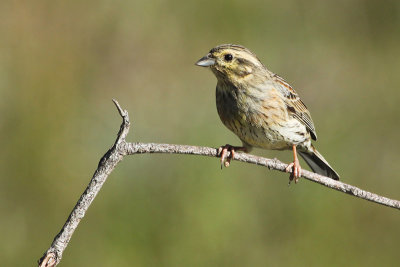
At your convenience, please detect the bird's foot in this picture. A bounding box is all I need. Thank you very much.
[286,158,302,184]
[218,144,247,168]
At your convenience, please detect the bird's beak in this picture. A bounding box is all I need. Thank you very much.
[195,53,215,67]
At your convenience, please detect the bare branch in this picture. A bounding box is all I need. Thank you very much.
[122,142,400,209]
[38,100,130,267]
[38,100,400,266]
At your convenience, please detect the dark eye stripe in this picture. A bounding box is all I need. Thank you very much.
[236,58,257,69]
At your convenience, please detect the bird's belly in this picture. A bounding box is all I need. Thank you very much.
[235,122,294,150]
[243,127,289,150]
[222,115,308,150]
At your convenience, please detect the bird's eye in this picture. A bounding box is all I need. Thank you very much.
[224,54,233,61]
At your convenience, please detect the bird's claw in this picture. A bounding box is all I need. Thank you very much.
[218,144,238,169]
[286,160,302,184]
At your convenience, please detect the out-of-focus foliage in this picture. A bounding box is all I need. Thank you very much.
[1,0,399,266]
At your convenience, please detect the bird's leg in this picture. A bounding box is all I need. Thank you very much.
[286,145,302,184]
[218,144,247,168]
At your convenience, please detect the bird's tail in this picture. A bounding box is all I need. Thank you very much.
[298,146,340,180]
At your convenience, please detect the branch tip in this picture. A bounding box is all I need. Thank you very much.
[112,99,128,118]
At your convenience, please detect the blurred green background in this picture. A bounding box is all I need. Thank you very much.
[1,0,400,266]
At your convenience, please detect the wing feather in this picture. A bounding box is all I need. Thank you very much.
[272,74,317,140]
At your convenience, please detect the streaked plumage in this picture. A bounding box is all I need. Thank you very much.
[196,44,339,181]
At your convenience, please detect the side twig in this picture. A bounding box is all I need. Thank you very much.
[38,100,400,267]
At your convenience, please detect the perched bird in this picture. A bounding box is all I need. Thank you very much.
[195,44,339,182]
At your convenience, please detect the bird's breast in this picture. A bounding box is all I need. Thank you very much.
[215,83,309,149]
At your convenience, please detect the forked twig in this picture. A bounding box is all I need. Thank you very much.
[38,100,400,266]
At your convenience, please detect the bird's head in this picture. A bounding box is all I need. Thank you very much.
[195,44,265,83]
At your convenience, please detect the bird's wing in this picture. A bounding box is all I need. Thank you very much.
[272,74,317,140]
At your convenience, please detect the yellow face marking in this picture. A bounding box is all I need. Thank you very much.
[210,47,262,82]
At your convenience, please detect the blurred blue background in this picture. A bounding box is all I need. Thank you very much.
[1,0,399,266]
